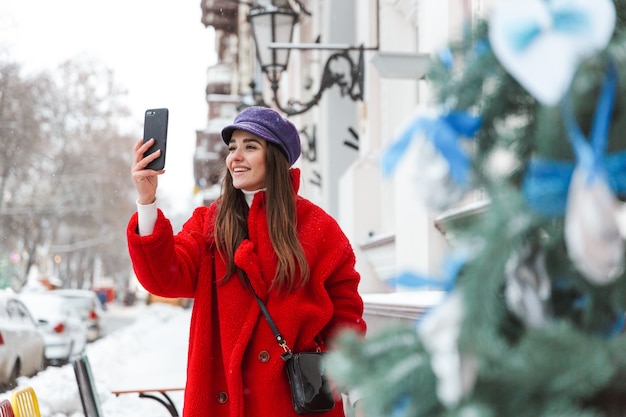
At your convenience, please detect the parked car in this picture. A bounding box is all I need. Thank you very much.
[0,291,46,390]
[51,289,104,342]
[18,292,87,366]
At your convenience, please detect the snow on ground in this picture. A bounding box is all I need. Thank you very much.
[1,303,190,417]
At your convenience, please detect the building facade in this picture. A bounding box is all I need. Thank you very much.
[196,0,494,295]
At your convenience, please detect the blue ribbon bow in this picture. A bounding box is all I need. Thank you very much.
[508,3,591,52]
[382,111,482,187]
[438,48,454,71]
[523,63,622,217]
[387,251,468,293]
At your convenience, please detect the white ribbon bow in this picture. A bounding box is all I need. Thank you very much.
[489,0,615,106]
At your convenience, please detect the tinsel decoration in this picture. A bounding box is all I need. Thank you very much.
[504,243,552,328]
[417,292,477,407]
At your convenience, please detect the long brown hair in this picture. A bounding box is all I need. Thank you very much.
[213,142,310,292]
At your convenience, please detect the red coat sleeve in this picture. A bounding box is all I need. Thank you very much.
[126,206,214,298]
[321,236,366,341]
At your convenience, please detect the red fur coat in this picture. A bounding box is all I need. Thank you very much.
[127,169,366,417]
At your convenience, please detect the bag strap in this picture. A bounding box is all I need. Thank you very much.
[243,274,293,355]
[212,250,294,357]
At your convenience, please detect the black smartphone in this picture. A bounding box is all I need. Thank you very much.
[142,108,169,170]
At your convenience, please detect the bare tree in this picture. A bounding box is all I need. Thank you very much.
[0,56,137,290]
[0,61,55,286]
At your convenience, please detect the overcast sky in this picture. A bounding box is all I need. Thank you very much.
[0,0,217,215]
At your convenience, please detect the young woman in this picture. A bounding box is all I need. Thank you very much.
[127,106,366,417]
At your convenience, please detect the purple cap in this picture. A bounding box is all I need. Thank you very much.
[221,107,301,166]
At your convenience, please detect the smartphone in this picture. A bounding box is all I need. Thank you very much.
[142,108,169,170]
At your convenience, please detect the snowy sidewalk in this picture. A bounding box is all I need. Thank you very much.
[3,303,191,417]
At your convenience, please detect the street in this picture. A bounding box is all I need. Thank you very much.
[99,303,145,338]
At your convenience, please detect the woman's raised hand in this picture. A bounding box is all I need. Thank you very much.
[131,138,164,205]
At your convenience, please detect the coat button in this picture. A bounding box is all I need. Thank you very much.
[258,350,270,363]
[217,392,228,403]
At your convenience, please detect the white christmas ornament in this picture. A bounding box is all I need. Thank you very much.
[565,167,625,285]
[489,0,615,105]
[407,133,467,211]
[485,147,520,179]
[412,135,466,211]
[505,244,552,327]
[418,292,477,407]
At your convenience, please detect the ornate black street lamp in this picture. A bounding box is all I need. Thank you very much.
[237,80,267,111]
[247,0,368,116]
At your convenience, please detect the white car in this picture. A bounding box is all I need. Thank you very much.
[18,292,87,366]
[51,289,105,342]
[0,291,46,390]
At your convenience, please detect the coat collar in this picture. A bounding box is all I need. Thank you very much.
[289,168,301,193]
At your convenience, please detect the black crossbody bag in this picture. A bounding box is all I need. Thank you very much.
[244,277,335,415]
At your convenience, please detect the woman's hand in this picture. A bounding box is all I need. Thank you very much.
[132,138,164,205]
[353,400,366,417]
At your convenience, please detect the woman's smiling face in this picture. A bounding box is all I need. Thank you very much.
[226,130,267,191]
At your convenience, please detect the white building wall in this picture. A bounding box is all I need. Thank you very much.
[290,0,476,293]
[393,0,453,281]
[338,0,469,292]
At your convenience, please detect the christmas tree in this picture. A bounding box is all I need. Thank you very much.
[328,1,626,416]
